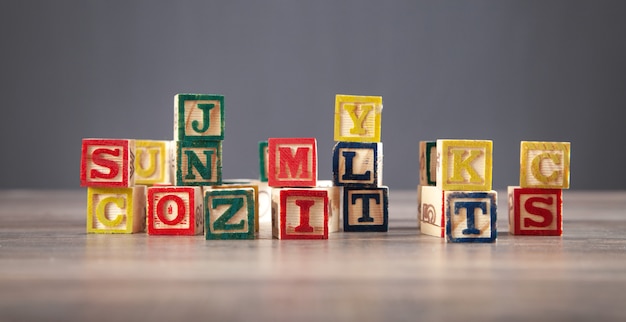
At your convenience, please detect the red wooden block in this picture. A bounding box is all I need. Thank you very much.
[508,186,563,236]
[81,138,135,188]
[267,138,317,187]
[271,188,328,239]
[147,186,204,235]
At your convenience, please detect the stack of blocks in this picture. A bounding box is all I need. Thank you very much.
[332,94,389,232]
[80,94,258,239]
[418,139,497,243]
[508,141,570,236]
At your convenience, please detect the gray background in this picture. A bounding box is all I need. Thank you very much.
[1,0,624,190]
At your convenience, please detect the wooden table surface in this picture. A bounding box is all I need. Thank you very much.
[1,189,625,322]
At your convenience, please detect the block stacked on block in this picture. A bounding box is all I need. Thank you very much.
[419,139,497,243]
[268,137,329,239]
[81,138,147,233]
[508,141,570,236]
[333,94,389,232]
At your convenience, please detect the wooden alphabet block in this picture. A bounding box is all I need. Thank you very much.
[147,186,204,235]
[210,180,260,233]
[343,186,389,232]
[174,94,224,141]
[258,141,269,182]
[135,140,172,186]
[267,137,317,187]
[271,188,328,239]
[520,141,571,189]
[86,186,146,233]
[418,185,445,238]
[436,139,493,191]
[317,180,341,233]
[81,138,135,188]
[176,140,222,186]
[332,142,383,187]
[419,141,437,186]
[508,186,563,236]
[446,190,497,243]
[205,188,256,240]
[334,94,383,142]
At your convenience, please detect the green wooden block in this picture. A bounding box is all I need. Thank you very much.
[205,188,256,240]
[176,140,222,186]
[258,141,269,182]
[174,94,225,141]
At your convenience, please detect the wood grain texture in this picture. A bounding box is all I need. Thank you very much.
[86,186,146,233]
[267,138,317,188]
[147,186,203,235]
[2,190,626,321]
[210,180,261,233]
[520,141,571,189]
[436,139,493,191]
[508,186,562,236]
[418,185,445,238]
[343,186,389,232]
[135,140,172,186]
[271,188,328,239]
[419,141,437,186]
[176,140,222,186]
[332,142,383,187]
[204,188,255,240]
[174,94,225,141]
[445,190,497,243]
[80,138,135,188]
[334,94,383,142]
[317,180,341,233]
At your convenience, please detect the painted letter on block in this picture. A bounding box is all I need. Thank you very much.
[437,139,493,191]
[205,188,255,240]
[271,188,328,239]
[268,138,317,187]
[446,191,497,243]
[81,139,135,188]
[334,94,383,142]
[333,142,383,187]
[87,186,146,233]
[135,140,171,186]
[174,94,225,141]
[520,141,570,189]
[419,185,445,238]
[508,186,562,236]
[343,187,389,232]
[176,140,222,186]
[147,186,203,235]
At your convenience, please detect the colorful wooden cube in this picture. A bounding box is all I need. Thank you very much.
[176,140,222,186]
[419,141,437,186]
[135,140,172,186]
[147,186,204,235]
[205,188,256,240]
[446,191,497,243]
[210,180,260,233]
[267,137,317,187]
[343,186,389,232]
[86,186,146,233]
[520,141,571,189]
[174,94,224,141]
[418,185,445,238]
[334,94,383,142]
[317,180,341,233]
[258,141,269,182]
[508,186,563,236]
[332,142,383,187]
[81,138,135,188]
[271,188,328,239]
[436,139,493,191]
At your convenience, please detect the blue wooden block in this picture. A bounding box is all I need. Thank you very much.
[445,191,497,243]
[343,186,388,232]
[332,142,382,187]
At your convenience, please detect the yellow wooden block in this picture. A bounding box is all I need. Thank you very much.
[86,186,146,233]
[520,141,571,189]
[334,94,383,142]
[436,139,493,191]
[135,140,172,186]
